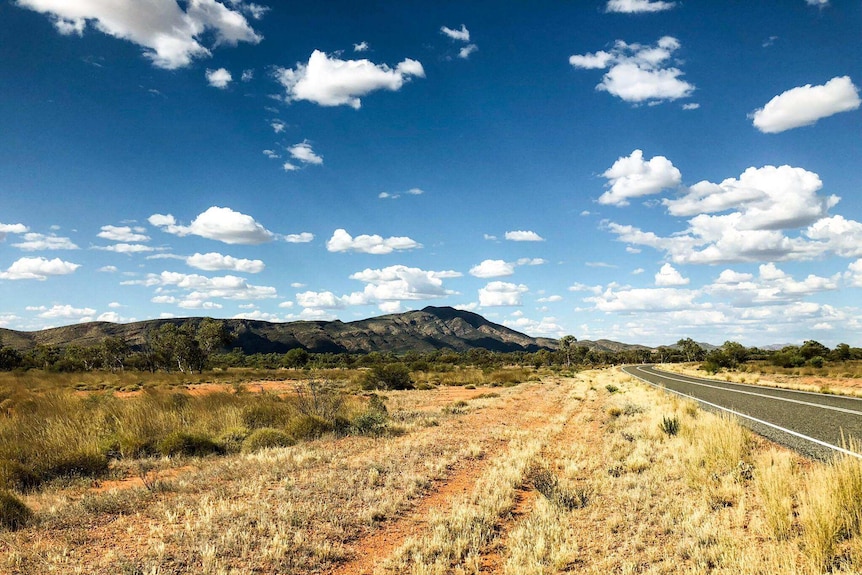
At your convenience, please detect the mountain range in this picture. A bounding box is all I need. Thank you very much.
[0,306,658,355]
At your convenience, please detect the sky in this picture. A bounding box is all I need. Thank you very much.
[1,0,861,348]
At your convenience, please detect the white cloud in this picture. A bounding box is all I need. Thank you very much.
[108,301,123,308]
[284,232,314,243]
[537,295,563,303]
[0,256,80,280]
[241,68,253,81]
[479,281,528,307]
[353,41,369,52]
[326,229,421,254]
[654,263,689,286]
[585,286,702,313]
[186,252,265,273]
[296,290,348,309]
[606,0,676,12]
[276,50,425,109]
[517,258,546,266]
[570,36,694,104]
[135,270,277,301]
[0,223,29,242]
[599,149,681,206]
[751,76,860,133]
[706,263,838,305]
[31,304,96,321]
[470,259,515,278]
[682,103,700,110]
[440,24,470,42]
[379,187,424,200]
[607,163,850,265]
[263,149,279,159]
[149,206,275,245]
[505,316,566,337]
[459,44,478,59]
[98,243,156,254]
[99,265,118,273]
[270,120,286,133]
[11,233,79,251]
[806,0,829,5]
[288,141,323,165]
[98,225,149,243]
[206,67,232,88]
[17,0,262,69]
[282,162,299,172]
[505,230,544,242]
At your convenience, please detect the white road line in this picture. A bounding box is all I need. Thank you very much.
[632,367,862,417]
[623,366,862,460]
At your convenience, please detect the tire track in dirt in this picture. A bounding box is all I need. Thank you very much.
[326,381,574,575]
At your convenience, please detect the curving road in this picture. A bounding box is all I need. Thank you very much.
[623,364,862,461]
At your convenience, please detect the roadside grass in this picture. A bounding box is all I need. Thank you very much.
[8,369,862,574]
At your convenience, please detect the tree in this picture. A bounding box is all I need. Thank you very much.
[101,336,130,372]
[677,338,705,362]
[832,343,852,362]
[558,335,577,368]
[0,346,22,371]
[282,348,309,369]
[196,318,232,358]
[721,341,749,368]
[800,340,830,362]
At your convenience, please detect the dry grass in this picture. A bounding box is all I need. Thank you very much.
[6,368,862,574]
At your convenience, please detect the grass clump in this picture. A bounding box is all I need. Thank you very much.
[605,384,619,394]
[659,415,681,436]
[530,463,589,511]
[156,431,223,458]
[241,428,296,453]
[0,490,31,531]
[286,415,334,441]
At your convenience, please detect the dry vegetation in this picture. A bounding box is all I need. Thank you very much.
[4,368,862,574]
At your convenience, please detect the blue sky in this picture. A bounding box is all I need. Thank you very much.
[1,0,861,348]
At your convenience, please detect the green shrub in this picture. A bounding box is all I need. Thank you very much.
[286,415,334,441]
[0,490,32,530]
[241,428,296,453]
[241,400,293,429]
[156,431,222,457]
[218,427,250,454]
[605,384,619,394]
[361,364,413,390]
[660,415,681,436]
[351,410,388,436]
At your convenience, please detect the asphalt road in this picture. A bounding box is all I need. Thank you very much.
[622,364,862,461]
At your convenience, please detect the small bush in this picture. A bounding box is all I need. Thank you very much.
[361,364,413,391]
[241,428,295,453]
[218,427,250,454]
[241,400,293,429]
[660,415,681,436]
[0,490,32,531]
[607,406,622,418]
[605,384,619,394]
[156,431,222,457]
[351,411,388,437]
[286,415,334,441]
[530,464,589,510]
[51,450,109,479]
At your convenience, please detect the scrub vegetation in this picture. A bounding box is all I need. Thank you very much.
[3,365,862,574]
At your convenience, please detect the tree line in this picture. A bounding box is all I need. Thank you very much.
[0,325,859,373]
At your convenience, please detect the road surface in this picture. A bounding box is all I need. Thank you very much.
[623,364,862,461]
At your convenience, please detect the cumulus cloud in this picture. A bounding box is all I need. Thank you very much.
[326,229,421,254]
[1,257,80,280]
[654,263,689,286]
[97,243,156,254]
[28,304,96,321]
[288,141,323,165]
[585,286,703,313]
[570,36,694,104]
[128,270,277,303]
[606,0,676,12]
[599,149,681,206]
[440,24,470,42]
[284,232,314,243]
[505,230,544,242]
[270,120,286,133]
[16,0,262,69]
[479,281,528,307]
[0,222,29,242]
[296,265,460,313]
[98,225,149,243]
[353,41,369,52]
[607,163,850,265]
[276,50,425,109]
[459,44,478,59]
[186,252,265,273]
[751,76,860,133]
[470,259,515,278]
[505,316,566,337]
[11,233,79,251]
[149,206,275,245]
[706,263,838,305]
[206,67,232,88]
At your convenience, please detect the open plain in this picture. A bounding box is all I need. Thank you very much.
[4,368,862,574]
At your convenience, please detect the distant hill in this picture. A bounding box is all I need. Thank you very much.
[0,306,667,356]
